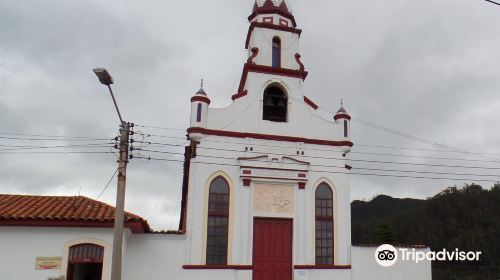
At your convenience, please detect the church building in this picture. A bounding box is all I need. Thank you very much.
[0,1,431,279]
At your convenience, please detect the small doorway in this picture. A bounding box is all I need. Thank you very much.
[66,243,104,280]
[253,218,293,280]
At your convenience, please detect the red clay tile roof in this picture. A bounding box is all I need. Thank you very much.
[0,194,151,233]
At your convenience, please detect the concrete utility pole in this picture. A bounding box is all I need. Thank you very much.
[93,68,129,280]
[111,120,129,280]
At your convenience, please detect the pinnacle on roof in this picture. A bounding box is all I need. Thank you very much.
[253,0,292,14]
[250,0,296,27]
[195,79,207,96]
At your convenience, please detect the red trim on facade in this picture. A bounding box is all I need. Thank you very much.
[294,265,352,270]
[231,90,248,101]
[188,127,353,147]
[242,170,252,175]
[241,175,307,182]
[298,173,306,178]
[240,166,308,173]
[191,95,211,105]
[262,16,274,24]
[238,155,268,161]
[178,145,192,232]
[247,48,259,64]
[238,63,308,93]
[279,18,289,27]
[303,96,318,110]
[243,179,252,187]
[334,114,351,121]
[0,220,147,233]
[183,265,253,270]
[282,156,310,165]
[295,53,306,72]
[245,22,302,49]
[248,10,297,27]
[298,182,306,189]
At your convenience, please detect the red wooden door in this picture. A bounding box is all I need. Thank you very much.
[253,218,293,280]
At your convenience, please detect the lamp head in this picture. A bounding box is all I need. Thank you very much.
[93,68,114,86]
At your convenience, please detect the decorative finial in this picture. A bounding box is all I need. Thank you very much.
[341,98,344,107]
[201,79,204,89]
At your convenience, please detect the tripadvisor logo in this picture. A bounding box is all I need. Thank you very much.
[375,244,482,267]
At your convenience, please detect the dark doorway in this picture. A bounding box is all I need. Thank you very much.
[253,218,293,280]
[66,243,104,280]
[263,85,287,122]
[68,263,103,280]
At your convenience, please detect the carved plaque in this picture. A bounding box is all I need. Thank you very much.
[254,184,294,213]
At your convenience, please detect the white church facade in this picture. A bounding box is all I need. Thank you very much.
[0,1,431,279]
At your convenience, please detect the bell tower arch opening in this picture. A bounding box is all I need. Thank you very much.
[263,83,288,122]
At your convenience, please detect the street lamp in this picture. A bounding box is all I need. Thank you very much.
[93,67,129,280]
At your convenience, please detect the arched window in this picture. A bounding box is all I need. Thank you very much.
[315,183,334,265]
[272,37,281,68]
[206,176,230,265]
[344,120,348,137]
[263,84,287,122]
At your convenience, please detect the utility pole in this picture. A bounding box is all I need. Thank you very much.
[111,120,129,280]
[93,68,128,280]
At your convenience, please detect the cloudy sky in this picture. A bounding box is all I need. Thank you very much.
[1,0,499,230]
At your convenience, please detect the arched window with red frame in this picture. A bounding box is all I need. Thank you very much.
[206,176,230,265]
[315,183,334,264]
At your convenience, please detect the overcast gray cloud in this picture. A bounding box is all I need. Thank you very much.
[1,0,499,229]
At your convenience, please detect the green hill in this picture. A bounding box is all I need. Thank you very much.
[351,183,500,280]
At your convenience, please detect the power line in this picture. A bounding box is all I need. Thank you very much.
[351,118,500,162]
[0,132,113,139]
[134,155,500,183]
[0,136,111,141]
[138,149,500,179]
[485,0,500,6]
[139,129,500,157]
[0,143,113,152]
[96,168,119,200]
[0,151,114,155]
[140,143,500,171]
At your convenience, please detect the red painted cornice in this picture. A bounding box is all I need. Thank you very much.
[248,10,297,27]
[238,63,308,93]
[303,96,319,110]
[191,95,211,105]
[187,127,353,147]
[231,90,248,101]
[334,113,351,121]
[245,22,302,49]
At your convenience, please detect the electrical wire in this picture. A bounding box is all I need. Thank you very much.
[139,149,500,178]
[136,126,500,158]
[0,136,111,141]
[134,155,500,183]
[485,0,500,6]
[139,142,500,171]
[0,143,113,152]
[96,168,119,200]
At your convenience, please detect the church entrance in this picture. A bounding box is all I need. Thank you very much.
[253,218,293,280]
[66,243,104,280]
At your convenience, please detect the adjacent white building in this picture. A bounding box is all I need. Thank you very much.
[0,1,431,279]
